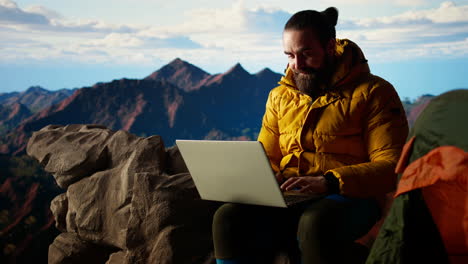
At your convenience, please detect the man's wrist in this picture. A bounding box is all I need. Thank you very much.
[323,172,340,194]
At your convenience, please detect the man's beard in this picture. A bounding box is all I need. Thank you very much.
[293,58,332,98]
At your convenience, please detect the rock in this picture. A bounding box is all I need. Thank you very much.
[165,145,189,175]
[125,172,218,264]
[26,124,112,188]
[50,193,68,232]
[27,124,218,263]
[105,251,127,264]
[49,233,117,264]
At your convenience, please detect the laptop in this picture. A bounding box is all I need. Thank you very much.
[175,140,323,208]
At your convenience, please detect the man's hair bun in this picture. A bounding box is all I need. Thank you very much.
[284,7,339,45]
[322,7,338,27]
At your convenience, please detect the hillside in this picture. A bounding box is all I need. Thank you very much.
[0,154,62,263]
[0,87,75,135]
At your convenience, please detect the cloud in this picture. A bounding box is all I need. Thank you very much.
[1,0,468,70]
[334,1,468,61]
[394,0,428,7]
[0,0,49,24]
[83,33,145,48]
[152,36,203,49]
[0,37,52,49]
[24,5,63,20]
[49,20,138,34]
[370,37,468,62]
[163,1,247,34]
[81,33,202,49]
[148,1,287,36]
[245,7,290,33]
[313,0,429,7]
[350,1,468,27]
[0,0,142,34]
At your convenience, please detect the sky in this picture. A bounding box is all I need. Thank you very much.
[1,0,468,99]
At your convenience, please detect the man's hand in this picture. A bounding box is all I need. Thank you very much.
[280,176,328,194]
[275,172,284,184]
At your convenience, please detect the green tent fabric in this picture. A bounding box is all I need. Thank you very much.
[409,89,468,162]
[366,89,468,264]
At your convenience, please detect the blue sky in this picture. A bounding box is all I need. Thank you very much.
[1,0,468,99]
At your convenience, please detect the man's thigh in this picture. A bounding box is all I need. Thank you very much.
[213,203,296,258]
[296,196,380,263]
[297,196,380,243]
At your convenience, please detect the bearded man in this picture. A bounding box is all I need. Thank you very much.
[212,7,408,264]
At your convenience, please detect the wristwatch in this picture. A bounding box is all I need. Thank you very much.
[323,172,340,194]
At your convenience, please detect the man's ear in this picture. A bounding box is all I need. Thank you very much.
[326,38,335,56]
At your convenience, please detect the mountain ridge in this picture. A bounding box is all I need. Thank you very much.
[0,86,76,134]
[0,59,282,155]
[0,58,459,155]
[0,86,75,113]
[145,58,211,92]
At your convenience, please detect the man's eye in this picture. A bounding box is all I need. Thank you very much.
[286,54,294,59]
[303,51,316,58]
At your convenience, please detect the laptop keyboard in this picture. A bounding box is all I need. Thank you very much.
[283,194,316,206]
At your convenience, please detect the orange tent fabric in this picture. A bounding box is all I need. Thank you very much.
[395,142,468,261]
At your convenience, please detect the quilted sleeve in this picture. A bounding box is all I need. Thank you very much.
[327,78,409,197]
[257,88,283,173]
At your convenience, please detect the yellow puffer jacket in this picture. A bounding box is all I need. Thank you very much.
[258,39,409,198]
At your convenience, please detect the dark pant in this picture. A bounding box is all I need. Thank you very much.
[212,196,380,264]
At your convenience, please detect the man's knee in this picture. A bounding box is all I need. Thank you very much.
[297,199,345,242]
[213,203,243,227]
[213,203,252,239]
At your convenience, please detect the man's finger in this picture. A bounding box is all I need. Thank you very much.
[286,179,303,191]
[281,177,302,190]
[280,177,296,190]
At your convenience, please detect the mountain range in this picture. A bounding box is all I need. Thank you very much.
[0,87,75,134]
[0,86,75,113]
[0,58,438,156]
[0,58,281,155]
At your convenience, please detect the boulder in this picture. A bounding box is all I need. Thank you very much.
[27,125,219,264]
[50,193,68,232]
[48,233,116,264]
[27,124,112,188]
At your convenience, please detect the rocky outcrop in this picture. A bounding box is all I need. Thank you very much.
[27,124,219,264]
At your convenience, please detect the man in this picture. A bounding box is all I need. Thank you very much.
[212,7,408,264]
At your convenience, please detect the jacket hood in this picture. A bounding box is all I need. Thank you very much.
[279,39,370,90]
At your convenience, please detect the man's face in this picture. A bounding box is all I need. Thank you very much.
[283,28,334,95]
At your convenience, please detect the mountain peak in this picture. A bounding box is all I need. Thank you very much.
[228,63,247,72]
[225,63,250,77]
[255,67,275,76]
[166,58,189,69]
[145,58,210,92]
[25,86,49,93]
[202,63,252,87]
